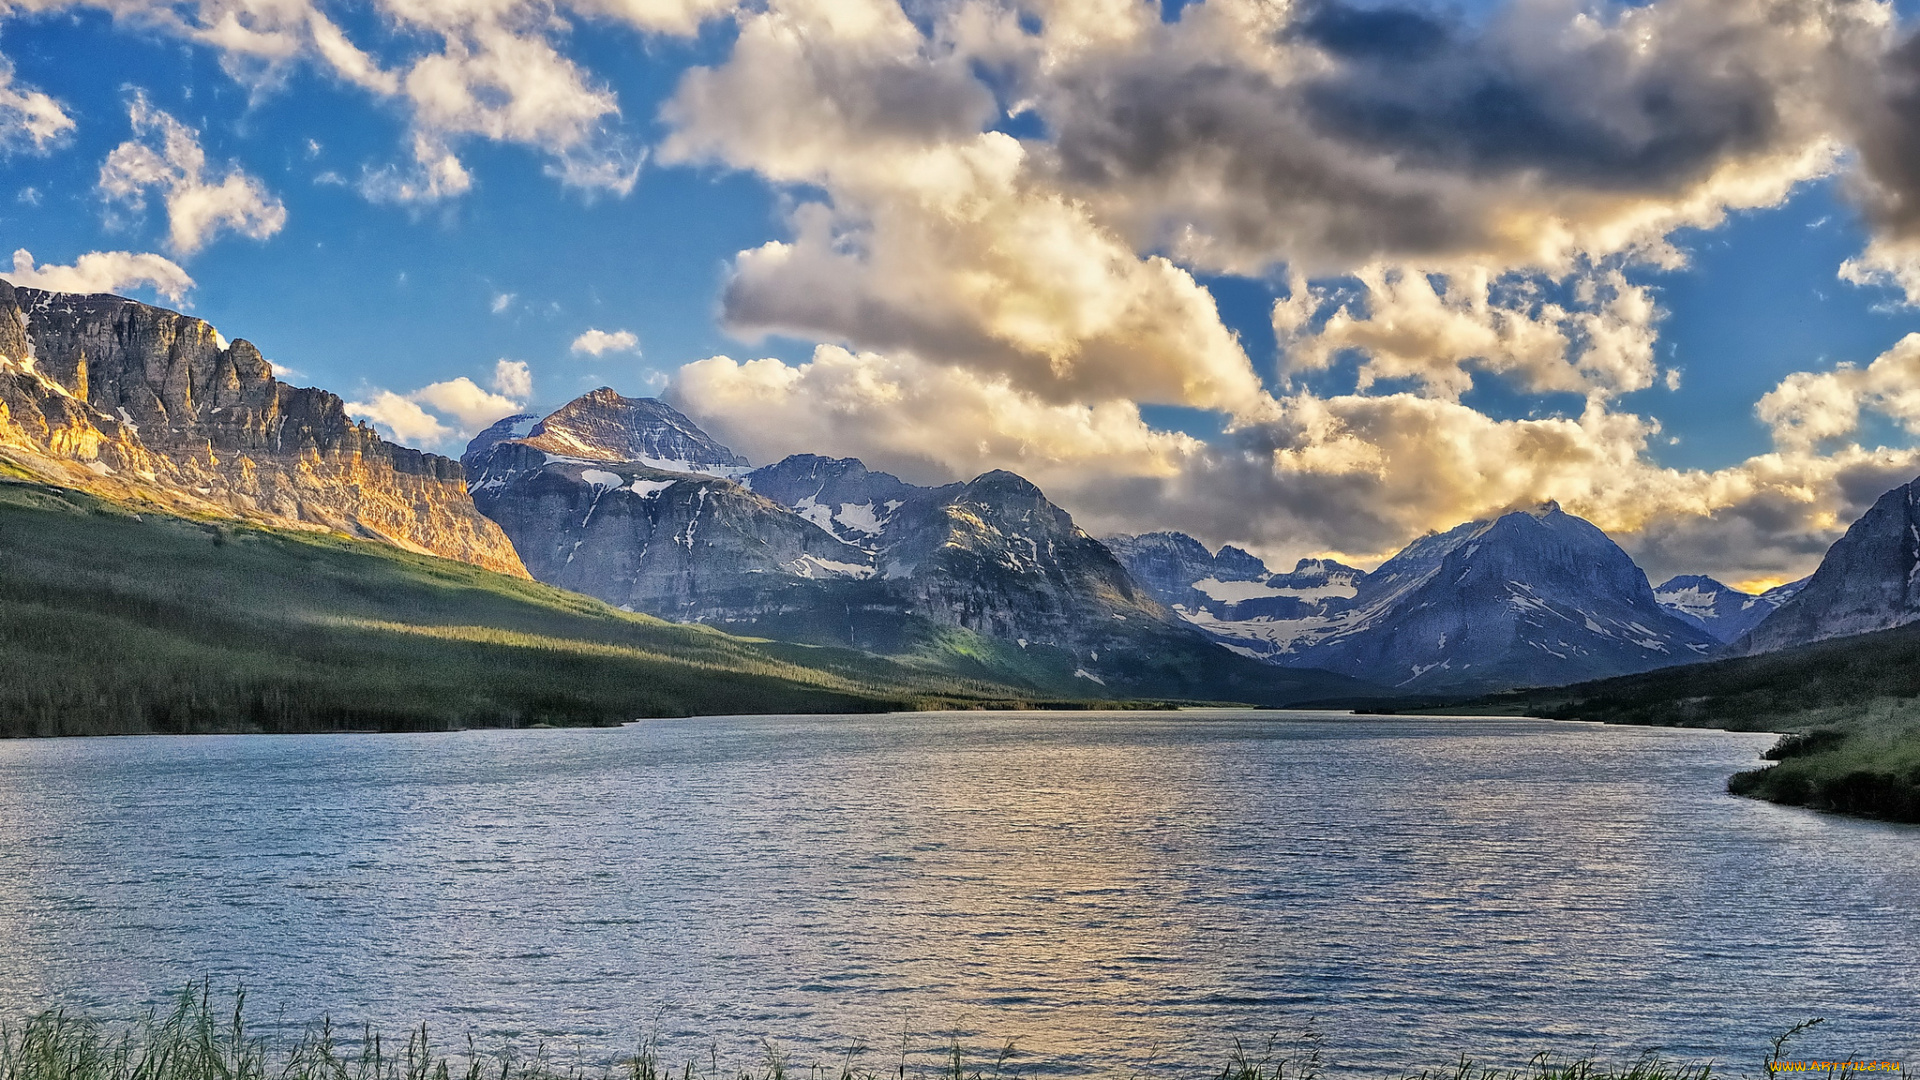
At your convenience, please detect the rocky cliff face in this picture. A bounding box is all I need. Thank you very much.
[0,283,525,575]
[1106,532,1364,625]
[468,393,1367,703]
[1736,476,1920,654]
[1654,575,1804,644]
[469,440,876,621]
[519,390,749,474]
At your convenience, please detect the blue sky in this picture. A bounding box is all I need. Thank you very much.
[6,0,1920,585]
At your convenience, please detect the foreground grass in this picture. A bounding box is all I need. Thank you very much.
[0,991,1826,1080]
[0,477,1080,736]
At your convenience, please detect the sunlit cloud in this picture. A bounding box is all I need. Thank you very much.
[96,93,287,254]
[2,247,195,302]
[570,328,638,355]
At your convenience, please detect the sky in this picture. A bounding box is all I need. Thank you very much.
[7,0,1920,588]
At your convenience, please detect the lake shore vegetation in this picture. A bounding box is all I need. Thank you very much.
[0,990,1822,1080]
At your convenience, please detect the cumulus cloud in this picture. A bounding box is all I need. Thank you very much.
[491,357,532,398]
[1277,265,1665,401]
[662,0,1269,414]
[96,94,287,254]
[570,328,638,355]
[1025,0,1863,276]
[409,376,523,430]
[668,342,1920,587]
[348,361,533,446]
[22,0,660,201]
[0,61,74,152]
[346,389,452,446]
[1757,333,1920,450]
[672,345,1206,484]
[2,247,195,302]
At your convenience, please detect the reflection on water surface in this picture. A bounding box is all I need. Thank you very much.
[0,711,1913,1076]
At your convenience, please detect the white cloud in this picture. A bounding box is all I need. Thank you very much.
[570,328,638,355]
[491,357,531,398]
[96,94,287,254]
[0,60,74,152]
[347,390,453,446]
[1757,333,1920,450]
[672,345,1205,484]
[2,247,195,302]
[490,291,514,313]
[359,132,473,205]
[1277,265,1666,401]
[409,376,523,430]
[348,360,534,447]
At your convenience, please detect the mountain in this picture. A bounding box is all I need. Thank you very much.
[1735,475,1920,655]
[1277,503,1716,692]
[1112,509,1714,693]
[0,473,1072,737]
[1653,575,1806,643]
[517,389,749,475]
[0,283,524,574]
[1105,532,1367,640]
[466,393,1368,704]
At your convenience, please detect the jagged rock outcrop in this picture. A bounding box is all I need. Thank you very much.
[468,393,1369,703]
[0,283,525,575]
[1107,531,1366,626]
[470,441,876,621]
[1653,574,1805,644]
[1735,476,1920,654]
[1104,532,1268,610]
[518,390,748,473]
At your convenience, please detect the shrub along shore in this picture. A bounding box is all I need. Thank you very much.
[0,990,1828,1080]
[1379,626,1920,825]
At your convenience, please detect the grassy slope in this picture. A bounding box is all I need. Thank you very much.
[0,473,1102,736]
[1408,623,1920,822]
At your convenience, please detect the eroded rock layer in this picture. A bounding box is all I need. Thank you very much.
[0,283,526,576]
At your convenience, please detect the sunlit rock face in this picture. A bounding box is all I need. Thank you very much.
[1114,508,1716,694]
[1654,575,1805,644]
[468,393,1364,702]
[1736,476,1920,655]
[0,282,526,576]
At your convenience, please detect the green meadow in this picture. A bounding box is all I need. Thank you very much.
[0,475,1080,736]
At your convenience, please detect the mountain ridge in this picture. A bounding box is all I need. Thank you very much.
[464,389,1370,704]
[0,284,525,575]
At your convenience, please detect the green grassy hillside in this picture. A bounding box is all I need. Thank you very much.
[0,474,1086,736]
[1428,624,1920,822]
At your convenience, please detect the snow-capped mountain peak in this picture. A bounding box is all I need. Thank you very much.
[1652,574,1803,644]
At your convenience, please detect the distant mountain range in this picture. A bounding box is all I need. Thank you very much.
[452,387,1920,697]
[11,286,1920,707]
[463,390,1362,704]
[1111,504,1720,692]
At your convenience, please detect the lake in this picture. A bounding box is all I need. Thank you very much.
[0,711,1914,1077]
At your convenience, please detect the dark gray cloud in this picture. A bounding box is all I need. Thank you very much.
[1845,28,1920,237]
[1032,0,1871,273]
[1295,1,1780,188]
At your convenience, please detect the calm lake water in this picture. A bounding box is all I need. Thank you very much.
[0,712,1914,1077]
